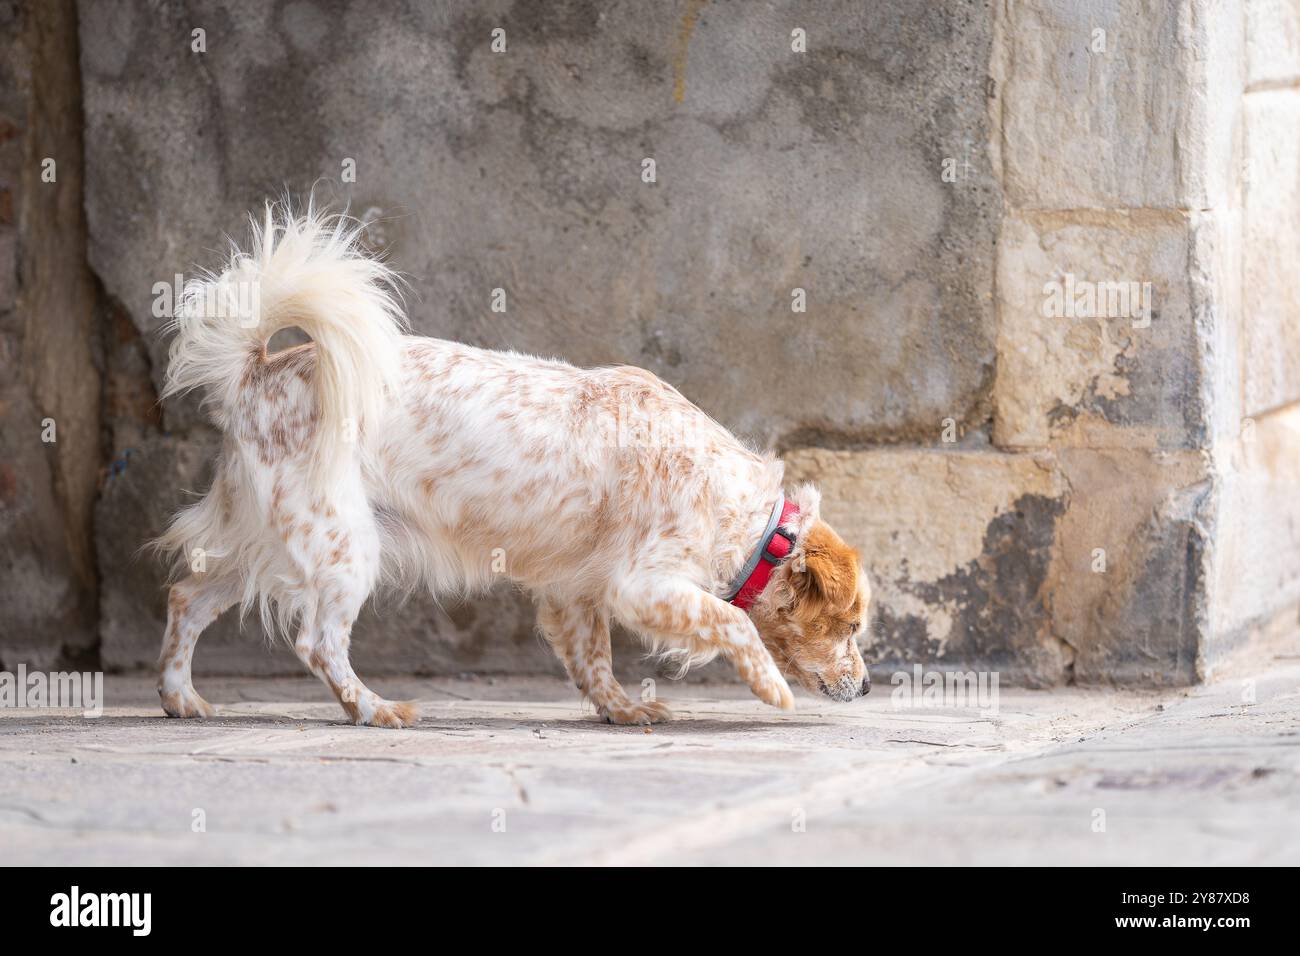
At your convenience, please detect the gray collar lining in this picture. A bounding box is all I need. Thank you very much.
[722,494,786,603]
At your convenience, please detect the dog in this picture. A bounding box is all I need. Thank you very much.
[155,205,871,727]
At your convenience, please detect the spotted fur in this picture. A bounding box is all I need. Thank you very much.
[155,205,870,727]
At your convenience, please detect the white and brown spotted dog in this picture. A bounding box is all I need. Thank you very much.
[155,205,871,727]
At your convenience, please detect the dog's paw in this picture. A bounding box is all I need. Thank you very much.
[159,687,215,719]
[748,671,796,712]
[734,652,796,711]
[600,698,673,725]
[357,699,419,729]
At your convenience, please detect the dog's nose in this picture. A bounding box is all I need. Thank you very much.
[860,676,871,696]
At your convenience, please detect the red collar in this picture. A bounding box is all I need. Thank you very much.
[726,498,801,610]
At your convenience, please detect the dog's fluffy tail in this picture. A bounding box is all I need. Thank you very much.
[162,202,406,483]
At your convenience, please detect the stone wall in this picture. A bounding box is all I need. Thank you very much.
[0,0,1296,684]
[0,0,101,672]
[76,0,1004,679]
[1209,0,1300,667]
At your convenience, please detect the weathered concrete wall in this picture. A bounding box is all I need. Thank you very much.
[76,0,1007,676]
[0,0,101,671]
[0,0,1294,684]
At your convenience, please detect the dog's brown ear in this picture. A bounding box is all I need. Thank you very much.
[791,523,859,612]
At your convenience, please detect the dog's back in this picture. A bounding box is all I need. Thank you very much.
[355,337,771,600]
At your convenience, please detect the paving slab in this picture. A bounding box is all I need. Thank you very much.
[1,667,1297,865]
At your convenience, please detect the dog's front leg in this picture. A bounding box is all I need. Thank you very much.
[612,576,795,711]
[538,599,672,725]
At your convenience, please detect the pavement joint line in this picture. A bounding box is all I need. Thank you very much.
[1029,740,1300,756]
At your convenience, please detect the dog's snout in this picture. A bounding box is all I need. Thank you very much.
[860,676,871,696]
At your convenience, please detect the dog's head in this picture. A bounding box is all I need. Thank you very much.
[749,486,871,702]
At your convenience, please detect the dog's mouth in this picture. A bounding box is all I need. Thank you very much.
[816,674,870,702]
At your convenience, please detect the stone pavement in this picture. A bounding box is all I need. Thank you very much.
[2,664,1297,865]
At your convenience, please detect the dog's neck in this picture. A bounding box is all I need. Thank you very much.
[707,458,788,600]
[723,495,800,609]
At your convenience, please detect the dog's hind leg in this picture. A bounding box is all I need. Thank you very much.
[262,467,416,728]
[288,515,416,729]
[538,598,672,725]
[158,574,241,718]
[293,591,417,729]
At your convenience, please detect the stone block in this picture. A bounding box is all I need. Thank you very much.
[1243,89,1300,415]
[785,446,1071,685]
[994,211,1204,450]
[1247,0,1300,87]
